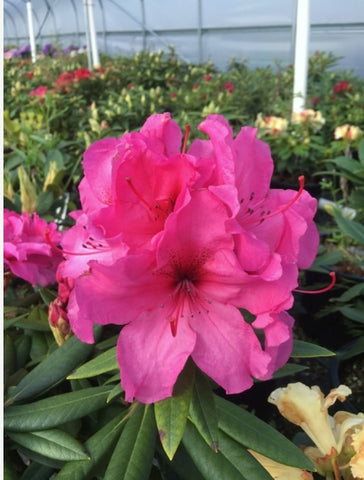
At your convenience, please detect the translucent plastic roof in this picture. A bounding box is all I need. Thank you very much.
[4,0,364,75]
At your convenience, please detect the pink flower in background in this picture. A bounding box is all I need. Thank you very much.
[224,81,234,93]
[310,96,321,105]
[54,71,74,90]
[29,85,48,98]
[60,112,319,403]
[4,209,63,286]
[333,80,351,93]
[73,68,92,80]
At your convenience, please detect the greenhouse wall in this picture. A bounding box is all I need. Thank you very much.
[4,0,364,76]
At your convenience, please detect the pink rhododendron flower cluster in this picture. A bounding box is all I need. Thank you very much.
[29,85,48,99]
[4,209,63,287]
[57,113,319,403]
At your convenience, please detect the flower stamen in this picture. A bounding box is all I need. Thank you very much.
[182,124,191,154]
[45,229,110,257]
[294,272,336,294]
[125,177,154,210]
[260,176,305,221]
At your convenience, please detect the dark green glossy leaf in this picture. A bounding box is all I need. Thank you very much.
[5,334,95,405]
[37,191,54,215]
[183,420,245,480]
[218,431,273,480]
[19,463,55,480]
[338,336,364,360]
[106,383,124,403]
[154,362,195,460]
[55,412,126,480]
[291,339,335,357]
[189,370,219,451]
[333,208,364,245]
[15,334,32,370]
[7,428,89,461]
[339,306,364,323]
[104,404,156,480]
[335,282,364,302]
[4,333,16,377]
[67,346,118,379]
[215,395,313,470]
[168,443,204,480]
[359,139,364,165]
[4,386,112,432]
[273,363,308,378]
[4,455,19,480]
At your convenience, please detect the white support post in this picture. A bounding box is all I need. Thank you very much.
[87,0,100,69]
[82,0,92,70]
[292,0,310,113]
[26,1,37,63]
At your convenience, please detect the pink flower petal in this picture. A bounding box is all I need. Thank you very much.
[140,112,182,156]
[118,308,196,403]
[190,302,270,393]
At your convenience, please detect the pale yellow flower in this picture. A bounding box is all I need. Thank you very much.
[349,424,364,479]
[268,383,352,456]
[255,113,288,135]
[334,124,362,141]
[292,109,325,129]
[249,450,313,480]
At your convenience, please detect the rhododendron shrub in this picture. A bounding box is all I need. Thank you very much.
[4,209,62,286]
[58,112,319,403]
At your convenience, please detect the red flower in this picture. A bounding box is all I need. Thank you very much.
[204,74,212,82]
[224,82,234,93]
[310,97,321,105]
[73,68,92,80]
[170,92,177,99]
[333,81,351,93]
[54,72,74,90]
[29,85,48,98]
[25,72,34,79]
[192,84,199,90]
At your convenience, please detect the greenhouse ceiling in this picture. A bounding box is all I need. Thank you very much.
[4,0,364,75]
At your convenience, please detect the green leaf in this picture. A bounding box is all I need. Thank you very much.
[154,361,195,460]
[18,463,55,480]
[335,282,364,302]
[215,395,313,470]
[359,139,364,165]
[107,382,124,403]
[333,208,364,245]
[168,443,204,480]
[67,346,118,379]
[104,404,156,480]
[338,336,364,360]
[4,455,20,480]
[339,306,364,323]
[183,421,246,480]
[310,250,344,271]
[218,431,273,480]
[4,386,112,432]
[36,191,54,215]
[291,339,335,357]
[189,370,219,452]
[4,333,16,377]
[5,334,95,405]
[7,428,89,461]
[273,363,308,378]
[56,412,126,480]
